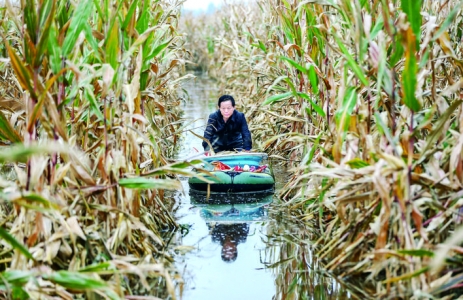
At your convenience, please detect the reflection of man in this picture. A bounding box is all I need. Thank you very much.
[207,223,250,262]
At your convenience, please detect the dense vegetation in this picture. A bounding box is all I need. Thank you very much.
[0,0,198,298]
[2,0,463,298]
[181,0,463,298]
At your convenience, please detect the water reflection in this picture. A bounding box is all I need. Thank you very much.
[210,223,248,262]
[263,211,360,300]
[190,192,273,263]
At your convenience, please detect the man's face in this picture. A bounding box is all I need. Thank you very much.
[219,100,235,119]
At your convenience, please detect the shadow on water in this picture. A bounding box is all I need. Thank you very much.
[173,72,363,299]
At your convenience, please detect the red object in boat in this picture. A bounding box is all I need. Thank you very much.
[254,165,267,173]
[212,161,231,171]
[234,165,243,172]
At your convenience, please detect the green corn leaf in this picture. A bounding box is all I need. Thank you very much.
[370,18,384,40]
[141,160,203,176]
[0,145,45,163]
[207,37,215,54]
[263,91,293,105]
[56,0,69,28]
[333,32,369,86]
[12,286,30,299]
[346,158,370,169]
[280,56,307,74]
[13,194,60,210]
[298,92,325,117]
[306,133,322,165]
[34,0,55,68]
[258,40,267,53]
[0,143,72,163]
[148,37,175,60]
[84,87,104,121]
[79,262,113,273]
[43,271,108,290]
[62,0,94,57]
[84,23,101,60]
[122,0,140,30]
[0,270,34,287]
[136,9,149,33]
[418,48,430,70]
[140,71,149,91]
[402,27,421,112]
[374,112,396,147]
[308,65,319,94]
[123,26,159,61]
[0,110,22,143]
[401,0,422,40]
[92,0,105,20]
[38,0,53,29]
[397,249,434,257]
[281,23,294,44]
[141,33,156,70]
[389,35,404,67]
[119,177,182,190]
[0,227,34,260]
[335,86,357,131]
[24,0,38,43]
[106,18,120,69]
[47,24,61,75]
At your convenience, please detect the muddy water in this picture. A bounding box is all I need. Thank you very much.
[173,73,357,300]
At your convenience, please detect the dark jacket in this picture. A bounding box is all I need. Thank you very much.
[202,110,252,152]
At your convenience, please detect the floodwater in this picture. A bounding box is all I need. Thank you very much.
[173,73,358,300]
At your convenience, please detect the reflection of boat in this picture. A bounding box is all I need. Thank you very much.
[195,193,273,263]
[192,193,273,223]
[198,195,273,223]
[190,190,274,204]
[188,152,275,193]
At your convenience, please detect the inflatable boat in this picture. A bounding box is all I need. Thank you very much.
[188,152,275,193]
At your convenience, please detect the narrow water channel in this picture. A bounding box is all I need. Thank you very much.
[172,73,359,300]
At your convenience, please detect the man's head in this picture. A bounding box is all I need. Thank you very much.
[218,94,235,107]
[218,95,235,120]
[221,238,238,262]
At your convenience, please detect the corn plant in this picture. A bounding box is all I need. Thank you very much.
[0,0,200,298]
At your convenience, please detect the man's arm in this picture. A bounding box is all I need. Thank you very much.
[203,114,217,151]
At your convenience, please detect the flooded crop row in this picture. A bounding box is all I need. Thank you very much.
[172,73,359,300]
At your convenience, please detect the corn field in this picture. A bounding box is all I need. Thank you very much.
[181,0,463,299]
[2,0,463,298]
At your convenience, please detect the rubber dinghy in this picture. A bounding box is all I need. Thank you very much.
[188,152,275,193]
